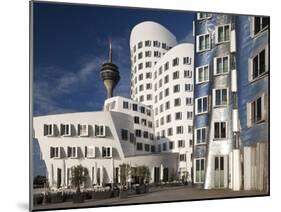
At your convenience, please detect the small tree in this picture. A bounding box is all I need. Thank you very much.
[33,175,48,188]
[119,163,130,189]
[136,165,150,185]
[71,165,89,193]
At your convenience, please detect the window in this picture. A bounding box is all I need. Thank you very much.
[160,104,163,112]
[43,124,55,136]
[151,145,156,152]
[159,92,163,100]
[214,122,227,139]
[185,84,193,91]
[153,41,160,47]
[135,129,142,137]
[183,57,192,65]
[174,98,181,107]
[164,75,169,84]
[196,34,210,52]
[173,71,179,79]
[133,45,136,53]
[130,133,135,143]
[213,88,228,106]
[166,114,171,123]
[140,106,145,114]
[216,24,230,43]
[162,43,167,49]
[149,133,154,140]
[188,125,193,133]
[134,116,140,124]
[158,144,161,152]
[158,67,163,75]
[123,101,129,109]
[195,158,205,183]
[139,85,144,92]
[138,52,143,59]
[164,62,169,71]
[253,16,269,36]
[136,142,143,151]
[196,127,207,144]
[145,61,152,68]
[162,143,167,151]
[173,84,180,93]
[121,129,128,140]
[147,110,151,116]
[132,104,138,111]
[250,47,268,81]
[140,96,144,102]
[145,40,151,47]
[165,88,169,97]
[187,111,193,119]
[167,127,173,136]
[85,146,95,158]
[160,117,164,126]
[138,63,143,70]
[138,41,143,49]
[50,147,62,158]
[196,96,208,114]
[165,101,170,110]
[186,97,193,105]
[175,112,182,120]
[154,51,161,57]
[247,94,266,127]
[102,146,112,158]
[214,56,229,75]
[139,74,143,81]
[196,65,209,84]
[169,141,174,150]
[145,144,150,152]
[95,125,106,137]
[147,94,152,100]
[172,57,179,66]
[143,131,149,139]
[60,124,71,136]
[176,126,184,134]
[197,13,212,20]
[159,79,163,88]
[184,70,192,78]
[146,73,152,79]
[141,119,147,126]
[78,124,89,137]
[179,154,186,161]
[67,146,77,158]
[146,83,152,89]
[161,130,165,138]
[178,140,185,148]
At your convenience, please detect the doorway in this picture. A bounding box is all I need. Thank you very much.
[214,156,225,188]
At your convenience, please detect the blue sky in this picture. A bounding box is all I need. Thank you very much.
[33,2,195,116]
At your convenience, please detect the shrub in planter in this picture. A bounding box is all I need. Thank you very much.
[33,194,44,205]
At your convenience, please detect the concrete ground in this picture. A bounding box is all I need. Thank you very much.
[33,185,268,210]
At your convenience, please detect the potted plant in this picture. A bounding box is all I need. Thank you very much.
[135,165,150,194]
[119,163,130,198]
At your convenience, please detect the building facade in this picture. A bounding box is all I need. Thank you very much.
[193,13,269,191]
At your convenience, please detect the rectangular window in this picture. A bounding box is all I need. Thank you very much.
[195,158,205,183]
[185,84,193,91]
[196,96,208,114]
[196,34,210,52]
[173,71,179,79]
[173,84,180,93]
[143,131,149,139]
[145,40,151,47]
[43,124,55,136]
[147,94,152,100]
[102,146,112,158]
[154,51,161,57]
[165,101,170,110]
[166,114,171,123]
[67,146,77,158]
[253,16,269,35]
[213,88,228,106]
[162,143,167,151]
[134,116,140,124]
[176,126,184,134]
[138,63,143,70]
[248,94,266,127]
[130,133,135,143]
[250,47,268,81]
[50,147,62,158]
[135,129,142,137]
[167,127,173,136]
[216,24,230,43]
[172,57,179,66]
[169,141,174,150]
[184,70,192,78]
[78,124,89,137]
[214,56,229,75]
[95,125,106,137]
[145,61,152,68]
[132,104,138,111]
[214,122,227,139]
[186,97,193,105]
[164,75,169,84]
[187,111,193,119]
[138,41,143,49]
[197,13,212,21]
[183,57,192,65]
[138,52,143,59]
[196,127,207,144]
[188,125,193,133]
[145,144,150,152]
[151,145,156,153]
[149,133,154,140]
[146,72,152,79]
[121,129,128,141]
[164,62,169,71]
[179,154,186,161]
[136,142,143,151]
[164,88,169,97]
[85,146,95,158]
[174,98,181,107]
[196,65,209,84]
[60,124,71,136]
[175,112,182,120]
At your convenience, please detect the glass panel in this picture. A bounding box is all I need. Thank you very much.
[215,157,219,170]
[256,97,262,121]
[217,58,222,74]
[221,122,226,138]
[223,57,228,73]
[216,90,221,106]
[199,36,204,50]
[205,35,210,49]
[218,27,223,42]
[197,129,201,143]
[253,55,259,79]
[201,159,205,170]
[214,122,220,138]
[203,97,207,112]
[222,89,227,105]
[202,128,206,143]
[220,157,224,171]
[262,17,269,29]
[254,17,261,34]
[198,99,202,113]
[224,25,230,41]
[204,66,208,81]
[259,49,266,75]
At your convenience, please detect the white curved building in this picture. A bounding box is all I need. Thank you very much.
[130,22,194,181]
[130,21,177,107]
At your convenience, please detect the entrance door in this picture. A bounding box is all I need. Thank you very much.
[154,167,160,183]
[163,168,169,182]
[57,168,62,189]
[214,156,225,188]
